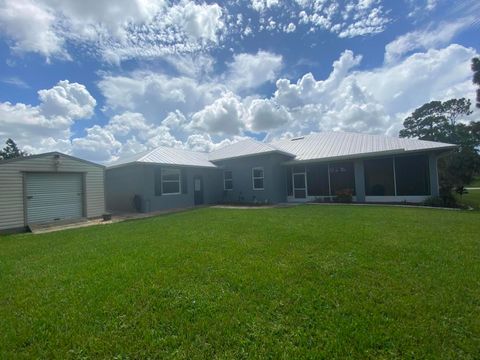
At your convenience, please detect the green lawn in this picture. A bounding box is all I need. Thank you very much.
[1,206,479,359]
[459,189,480,210]
[468,176,480,187]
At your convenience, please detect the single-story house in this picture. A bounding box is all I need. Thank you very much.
[106,131,455,213]
[0,152,105,232]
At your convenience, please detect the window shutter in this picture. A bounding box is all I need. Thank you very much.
[181,169,188,194]
[154,167,162,196]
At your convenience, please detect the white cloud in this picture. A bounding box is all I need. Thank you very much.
[274,50,362,107]
[226,51,283,91]
[384,18,474,63]
[71,111,182,162]
[190,92,245,135]
[247,99,292,131]
[98,71,224,121]
[38,80,96,119]
[337,7,389,38]
[71,125,122,163]
[0,0,66,59]
[284,22,296,33]
[0,80,96,154]
[0,0,225,62]
[267,44,478,138]
[1,76,30,89]
[293,0,389,38]
[168,1,224,43]
[251,0,280,12]
[356,44,478,115]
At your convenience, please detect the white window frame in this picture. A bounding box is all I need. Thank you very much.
[252,167,264,190]
[161,168,181,195]
[224,170,233,191]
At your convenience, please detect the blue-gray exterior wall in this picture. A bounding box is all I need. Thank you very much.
[214,153,291,204]
[106,164,223,213]
[142,165,222,212]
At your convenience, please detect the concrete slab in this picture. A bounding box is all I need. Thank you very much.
[28,206,203,234]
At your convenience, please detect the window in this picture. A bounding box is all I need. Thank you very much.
[395,155,430,195]
[252,167,264,190]
[224,170,233,190]
[161,168,181,195]
[329,162,355,195]
[306,164,330,196]
[364,158,395,196]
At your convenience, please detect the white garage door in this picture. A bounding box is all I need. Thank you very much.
[26,173,84,224]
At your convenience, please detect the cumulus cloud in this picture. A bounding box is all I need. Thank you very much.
[98,72,224,121]
[247,99,292,131]
[190,93,245,135]
[384,18,474,63]
[268,44,479,138]
[226,51,283,92]
[38,80,96,119]
[0,80,95,154]
[71,111,183,162]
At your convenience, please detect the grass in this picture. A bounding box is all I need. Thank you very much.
[468,176,480,188]
[1,205,480,359]
[459,189,480,210]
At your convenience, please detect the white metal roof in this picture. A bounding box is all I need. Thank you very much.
[109,146,216,168]
[271,132,456,162]
[108,132,456,168]
[208,138,295,162]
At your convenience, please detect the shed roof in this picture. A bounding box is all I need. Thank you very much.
[0,151,105,168]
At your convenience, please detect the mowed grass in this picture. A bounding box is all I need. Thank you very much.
[1,206,480,359]
[468,176,480,188]
[461,190,480,210]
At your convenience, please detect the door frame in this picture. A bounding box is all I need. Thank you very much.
[292,167,307,199]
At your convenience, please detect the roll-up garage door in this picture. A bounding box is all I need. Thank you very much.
[26,173,84,224]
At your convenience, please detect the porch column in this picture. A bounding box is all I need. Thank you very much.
[429,153,439,196]
[354,160,365,202]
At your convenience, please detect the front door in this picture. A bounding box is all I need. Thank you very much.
[292,172,307,199]
[194,175,204,205]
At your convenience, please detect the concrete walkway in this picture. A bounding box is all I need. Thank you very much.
[28,206,201,234]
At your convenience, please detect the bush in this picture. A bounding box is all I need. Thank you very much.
[334,189,353,203]
[423,188,458,208]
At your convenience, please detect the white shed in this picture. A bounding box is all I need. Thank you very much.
[0,152,105,232]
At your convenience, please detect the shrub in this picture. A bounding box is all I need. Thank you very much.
[423,187,458,208]
[335,189,353,203]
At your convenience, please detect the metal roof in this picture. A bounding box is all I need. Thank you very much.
[208,138,295,161]
[271,132,456,162]
[108,132,456,168]
[109,146,216,168]
[0,151,105,168]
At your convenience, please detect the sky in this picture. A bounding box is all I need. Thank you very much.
[0,0,479,163]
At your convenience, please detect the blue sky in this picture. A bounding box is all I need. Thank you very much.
[0,0,478,163]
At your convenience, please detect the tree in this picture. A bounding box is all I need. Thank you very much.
[399,98,480,190]
[472,57,480,108]
[0,139,29,160]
